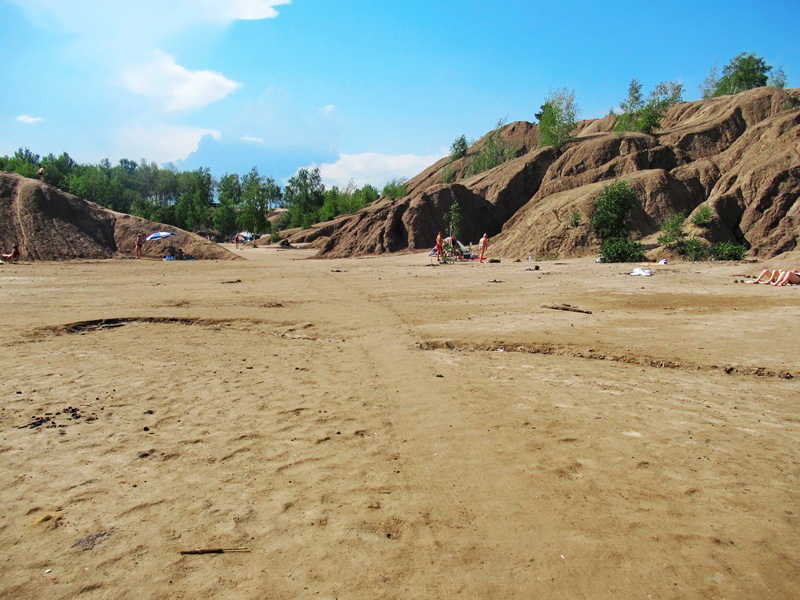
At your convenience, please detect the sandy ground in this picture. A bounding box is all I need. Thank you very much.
[1,247,798,599]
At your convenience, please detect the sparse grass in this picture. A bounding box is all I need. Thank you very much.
[691,205,716,227]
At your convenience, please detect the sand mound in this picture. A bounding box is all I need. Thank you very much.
[0,173,238,261]
[300,87,799,259]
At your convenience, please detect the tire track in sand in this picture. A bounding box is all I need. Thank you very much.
[300,267,535,595]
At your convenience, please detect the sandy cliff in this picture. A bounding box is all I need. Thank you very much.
[293,87,799,259]
[0,173,238,261]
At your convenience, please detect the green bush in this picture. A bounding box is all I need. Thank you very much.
[450,135,469,161]
[382,178,408,200]
[614,80,683,135]
[711,241,747,261]
[569,210,582,228]
[657,212,687,246]
[676,237,710,261]
[591,179,638,240]
[464,118,517,177]
[440,165,455,184]
[600,238,647,263]
[691,205,716,227]
[537,88,578,150]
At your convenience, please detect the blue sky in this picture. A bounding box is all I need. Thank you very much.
[1,0,797,188]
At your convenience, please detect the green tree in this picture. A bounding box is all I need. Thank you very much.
[450,135,469,160]
[464,117,517,176]
[768,67,787,89]
[340,183,379,214]
[213,173,242,238]
[704,52,779,97]
[40,152,76,189]
[537,88,577,150]
[174,168,214,231]
[382,178,408,200]
[614,79,643,133]
[615,80,682,135]
[319,186,342,222]
[444,198,463,240]
[284,167,325,229]
[238,168,281,234]
[5,148,40,178]
[657,212,687,247]
[591,179,638,240]
[591,179,645,262]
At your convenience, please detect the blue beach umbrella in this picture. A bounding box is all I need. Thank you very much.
[146,231,175,241]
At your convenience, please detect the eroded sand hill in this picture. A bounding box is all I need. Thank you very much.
[291,87,800,260]
[0,173,238,262]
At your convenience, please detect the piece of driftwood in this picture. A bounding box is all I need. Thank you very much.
[541,303,592,315]
[180,547,250,555]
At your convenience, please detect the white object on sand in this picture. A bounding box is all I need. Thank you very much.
[629,268,652,276]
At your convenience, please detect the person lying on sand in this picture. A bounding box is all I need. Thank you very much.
[1,245,20,263]
[751,269,799,286]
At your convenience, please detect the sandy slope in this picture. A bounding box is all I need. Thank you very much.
[0,248,798,599]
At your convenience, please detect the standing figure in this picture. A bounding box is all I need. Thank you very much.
[134,233,144,259]
[478,233,489,262]
[436,231,443,262]
[38,166,45,182]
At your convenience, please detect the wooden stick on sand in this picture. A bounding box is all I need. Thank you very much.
[179,547,251,555]
[541,303,593,315]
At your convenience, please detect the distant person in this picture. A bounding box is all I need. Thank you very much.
[234,234,241,249]
[478,233,489,262]
[450,235,459,259]
[134,233,144,259]
[175,248,186,260]
[1,245,20,263]
[436,231,443,262]
[38,166,45,182]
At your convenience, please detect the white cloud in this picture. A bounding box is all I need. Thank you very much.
[313,151,447,188]
[115,124,221,164]
[10,1,290,36]
[16,114,45,125]
[122,51,241,112]
[200,0,292,22]
[232,88,344,151]
[241,135,265,143]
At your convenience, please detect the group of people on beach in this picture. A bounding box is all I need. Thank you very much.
[751,268,800,286]
[435,231,490,262]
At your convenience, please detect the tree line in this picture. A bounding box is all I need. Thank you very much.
[0,149,391,240]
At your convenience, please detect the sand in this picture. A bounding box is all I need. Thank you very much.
[1,248,798,599]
